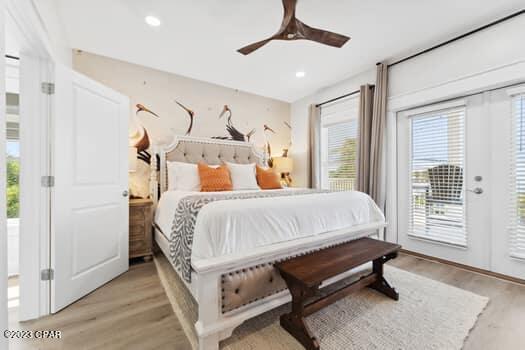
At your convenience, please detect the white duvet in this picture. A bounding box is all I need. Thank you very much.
[154,189,385,263]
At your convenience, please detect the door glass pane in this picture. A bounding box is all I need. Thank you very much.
[409,107,466,246]
[509,94,525,259]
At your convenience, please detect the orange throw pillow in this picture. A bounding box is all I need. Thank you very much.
[198,162,233,192]
[256,165,282,190]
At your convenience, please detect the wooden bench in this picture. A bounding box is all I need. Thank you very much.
[275,237,401,350]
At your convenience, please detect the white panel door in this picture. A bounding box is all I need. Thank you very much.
[52,65,129,312]
[490,88,525,279]
[397,96,490,269]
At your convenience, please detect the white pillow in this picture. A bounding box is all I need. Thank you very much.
[166,161,200,191]
[226,162,260,190]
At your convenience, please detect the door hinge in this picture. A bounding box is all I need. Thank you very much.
[41,175,55,187]
[41,268,54,281]
[41,82,55,95]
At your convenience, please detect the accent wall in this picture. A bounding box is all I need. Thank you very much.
[73,51,291,197]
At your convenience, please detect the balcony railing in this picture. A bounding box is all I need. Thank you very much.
[329,178,355,191]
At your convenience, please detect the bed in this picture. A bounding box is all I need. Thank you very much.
[150,136,386,350]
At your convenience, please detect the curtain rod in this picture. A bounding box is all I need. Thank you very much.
[316,85,374,108]
[387,9,525,68]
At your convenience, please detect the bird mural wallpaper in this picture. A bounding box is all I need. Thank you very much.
[73,51,291,198]
[134,103,290,173]
[132,100,196,165]
[174,100,195,136]
[133,101,286,169]
[133,104,158,164]
[213,105,256,142]
[129,98,292,198]
[263,124,277,167]
[283,120,292,157]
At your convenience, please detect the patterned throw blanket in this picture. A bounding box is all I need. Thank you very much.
[170,189,329,282]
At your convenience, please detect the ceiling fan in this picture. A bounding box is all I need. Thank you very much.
[237,0,350,55]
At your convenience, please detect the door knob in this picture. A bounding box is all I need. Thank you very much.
[122,190,129,197]
[467,187,483,194]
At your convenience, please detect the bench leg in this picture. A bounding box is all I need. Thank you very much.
[280,284,320,350]
[369,255,399,301]
[280,314,319,350]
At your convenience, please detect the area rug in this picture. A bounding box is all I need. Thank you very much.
[154,253,488,350]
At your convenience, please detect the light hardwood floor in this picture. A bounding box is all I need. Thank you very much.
[6,254,525,349]
[8,261,192,350]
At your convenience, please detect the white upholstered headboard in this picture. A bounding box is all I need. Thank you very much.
[150,136,266,202]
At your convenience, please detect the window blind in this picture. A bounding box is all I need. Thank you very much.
[509,94,525,259]
[6,121,19,140]
[409,107,466,246]
[320,97,359,191]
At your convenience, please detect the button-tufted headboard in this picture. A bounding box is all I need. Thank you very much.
[153,136,266,198]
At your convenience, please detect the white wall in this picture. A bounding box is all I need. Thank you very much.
[290,69,376,187]
[388,14,525,109]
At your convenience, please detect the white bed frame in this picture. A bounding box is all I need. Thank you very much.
[150,136,386,350]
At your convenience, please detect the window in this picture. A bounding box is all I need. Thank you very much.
[409,107,466,246]
[509,93,525,259]
[320,96,359,191]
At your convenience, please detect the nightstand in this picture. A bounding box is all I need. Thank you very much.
[129,198,153,261]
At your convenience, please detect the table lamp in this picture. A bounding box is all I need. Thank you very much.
[272,156,293,187]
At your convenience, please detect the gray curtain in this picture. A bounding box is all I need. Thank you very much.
[369,63,388,204]
[356,84,374,194]
[357,63,388,205]
[309,104,321,188]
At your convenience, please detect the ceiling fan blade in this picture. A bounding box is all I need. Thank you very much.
[237,38,273,55]
[281,0,297,25]
[301,23,350,48]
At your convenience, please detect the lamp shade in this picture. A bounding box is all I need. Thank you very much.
[272,156,293,173]
[128,146,138,173]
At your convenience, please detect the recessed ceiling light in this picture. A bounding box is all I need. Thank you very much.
[145,16,161,27]
[296,71,306,78]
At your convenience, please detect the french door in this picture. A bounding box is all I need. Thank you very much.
[397,88,525,279]
[490,87,525,279]
[397,95,490,270]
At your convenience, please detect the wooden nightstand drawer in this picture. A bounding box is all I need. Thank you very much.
[130,224,145,240]
[130,239,150,255]
[130,208,145,221]
[129,199,153,261]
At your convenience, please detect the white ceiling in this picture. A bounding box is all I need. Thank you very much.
[48,0,524,102]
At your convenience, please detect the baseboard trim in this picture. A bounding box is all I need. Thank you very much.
[400,249,525,285]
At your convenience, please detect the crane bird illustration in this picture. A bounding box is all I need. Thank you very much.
[134,104,161,164]
[263,124,276,167]
[174,100,195,136]
[136,103,160,118]
[214,105,256,142]
[282,121,292,157]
